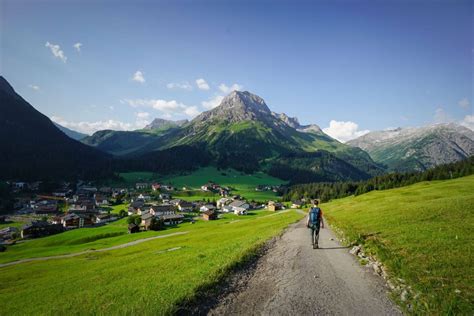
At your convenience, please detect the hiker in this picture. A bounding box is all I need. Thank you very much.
[306,199,324,249]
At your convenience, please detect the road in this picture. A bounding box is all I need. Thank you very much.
[0,231,188,268]
[209,219,401,315]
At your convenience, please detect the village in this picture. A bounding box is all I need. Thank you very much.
[0,180,305,250]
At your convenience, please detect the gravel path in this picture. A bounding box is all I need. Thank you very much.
[0,231,188,268]
[209,220,401,315]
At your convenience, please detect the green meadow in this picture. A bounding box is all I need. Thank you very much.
[322,175,474,315]
[0,209,303,315]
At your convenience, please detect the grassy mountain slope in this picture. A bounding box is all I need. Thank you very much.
[323,175,474,314]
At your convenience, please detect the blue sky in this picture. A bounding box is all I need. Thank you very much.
[1,0,473,141]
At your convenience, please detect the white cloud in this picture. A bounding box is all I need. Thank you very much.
[459,97,470,109]
[51,116,136,135]
[201,95,224,109]
[460,115,474,131]
[136,111,150,119]
[123,98,201,118]
[28,84,40,91]
[196,78,210,90]
[73,42,82,52]
[132,71,145,83]
[45,42,67,63]
[166,82,193,91]
[323,120,370,142]
[218,83,243,94]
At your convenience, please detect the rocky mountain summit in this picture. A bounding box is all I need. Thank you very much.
[144,118,188,130]
[347,123,474,171]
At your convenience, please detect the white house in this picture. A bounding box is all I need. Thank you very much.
[229,200,250,212]
[217,198,231,208]
[200,204,216,212]
[234,208,247,216]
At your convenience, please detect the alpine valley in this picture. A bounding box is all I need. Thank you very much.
[1,76,472,183]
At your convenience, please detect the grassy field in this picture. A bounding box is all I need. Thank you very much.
[322,175,474,315]
[160,167,286,201]
[0,209,303,315]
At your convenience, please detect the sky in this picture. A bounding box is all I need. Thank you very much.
[1,0,473,141]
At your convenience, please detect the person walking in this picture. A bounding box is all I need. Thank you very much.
[306,199,324,249]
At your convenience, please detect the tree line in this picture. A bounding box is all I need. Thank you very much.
[282,156,474,202]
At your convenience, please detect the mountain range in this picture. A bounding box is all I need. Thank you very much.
[1,75,472,182]
[347,124,474,171]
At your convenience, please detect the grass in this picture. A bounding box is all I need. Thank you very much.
[160,167,286,201]
[322,175,474,315]
[0,221,24,230]
[0,209,303,315]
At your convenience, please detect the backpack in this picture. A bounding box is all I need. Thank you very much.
[309,207,321,227]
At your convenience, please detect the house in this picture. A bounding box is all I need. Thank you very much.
[177,200,193,212]
[137,208,150,216]
[21,221,64,239]
[151,183,161,191]
[202,210,217,221]
[130,199,145,210]
[221,205,233,213]
[169,199,183,206]
[267,201,283,212]
[216,198,231,208]
[229,200,250,212]
[94,214,118,224]
[291,200,304,209]
[0,227,19,240]
[137,194,152,201]
[149,204,176,216]
[61,213,80,227]
[135,183,149,190]
[160,214,185,225]
[234,208,247,216]
[128,223,140,234]
[200,204,216,212]
[94,194,109,206]
[141,213,154,230]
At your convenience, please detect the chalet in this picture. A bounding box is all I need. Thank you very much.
[130,199,145,210]
[169,199,183,206]
[234,208,247,216]
[149,204,176,217]
[221,205,233,213]
[94,194,109,206]
[141,213,154,230]
[267,201,283,212]
[137,208,150,216]
[229,200,250,213]
[161,185,175,191]
[21,221,64,239]
[151,183,161,191]
[161,214,184,225]
[291,200,304,209]
[128,223,140,234]
[217,198,231,208]
[177,200,193,212]
[202,210,217,221]
[0,227,19,240]
[200,204,216,212]
[94,214,118,224]
[61,213,80,227]
[135,183,149,190]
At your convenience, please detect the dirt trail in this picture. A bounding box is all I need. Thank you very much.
[210,220,401,315]
[0,231,188,268]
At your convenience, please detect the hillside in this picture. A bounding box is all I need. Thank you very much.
[323,175,474,314]
[0,210,304,314]
[347,124,474,172]
[0,76,112,180]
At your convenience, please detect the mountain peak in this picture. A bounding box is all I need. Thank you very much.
[220,90,271,113]
[144,118,188,130]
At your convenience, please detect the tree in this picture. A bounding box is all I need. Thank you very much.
[127,215,141,225]
[119,209,127,218]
